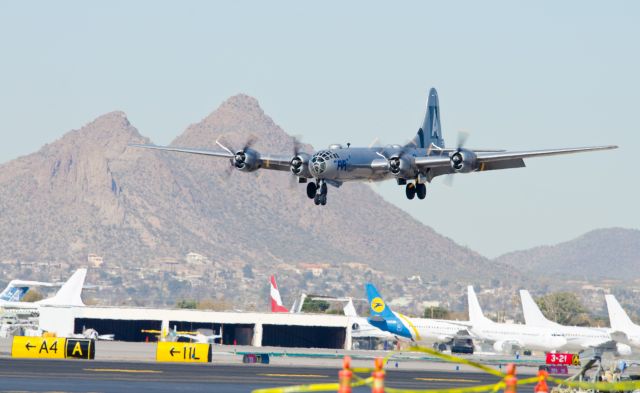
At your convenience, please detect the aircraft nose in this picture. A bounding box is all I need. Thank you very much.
[309,154,337,177]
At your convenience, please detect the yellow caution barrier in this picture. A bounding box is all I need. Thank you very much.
[156,341,212,363]
[548,376,640,391]
[11,336,94,360]
[406,345,505,378]
[252,342,640,393]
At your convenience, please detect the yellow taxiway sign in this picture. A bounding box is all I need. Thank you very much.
[156,342,212,363]
[11,336,66,359]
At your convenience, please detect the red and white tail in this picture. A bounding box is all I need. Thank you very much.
[270,275,288,313]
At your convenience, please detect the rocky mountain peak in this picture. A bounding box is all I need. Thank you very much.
[217,94,263,115]
[173,94,287,152]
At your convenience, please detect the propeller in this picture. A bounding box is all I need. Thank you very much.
[376,148,406,176]
[444,130,470,186]
[215,135,258,175]
[289,135,308,188]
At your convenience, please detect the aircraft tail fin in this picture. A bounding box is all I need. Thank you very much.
[606,294,637,330]
[0,282,30,302]
[343,298,358,317]
[270,275,289,313]
[0,280,56,302]
[365,283,395,320]
[38,269,86,307]
[365,283,414,339]
[407,87,444,149]
[520,290,556,327]
[467,286,492,326]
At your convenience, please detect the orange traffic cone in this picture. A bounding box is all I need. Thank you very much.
[504,364,517,393]
[338,356,353,393]
[534,368,549,393]
[371,357,385,393]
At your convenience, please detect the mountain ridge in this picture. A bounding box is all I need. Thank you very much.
[494,227,640,280]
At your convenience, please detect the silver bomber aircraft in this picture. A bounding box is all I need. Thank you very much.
[131,88,617,205]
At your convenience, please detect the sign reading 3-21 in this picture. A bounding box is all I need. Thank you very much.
[546,352,580,366]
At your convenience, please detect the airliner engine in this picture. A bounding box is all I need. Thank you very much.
[616,343,632,356]
[493,340,519,353]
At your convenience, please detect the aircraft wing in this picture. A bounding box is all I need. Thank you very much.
[129,144,293,172]
[414,145,617,174]
[474,145,618,163]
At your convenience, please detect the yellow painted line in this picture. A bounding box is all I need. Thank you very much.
[84,368,163,374]
[257,373,329,378]
[415,377,482,383]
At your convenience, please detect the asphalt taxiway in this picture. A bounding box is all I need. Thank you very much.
[0,358,534,393]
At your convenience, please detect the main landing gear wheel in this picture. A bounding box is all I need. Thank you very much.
[416,183,427,200]
[312,180,328,206]
[405,183,416,200]
[306,182,317,199]
[314,193,327,205]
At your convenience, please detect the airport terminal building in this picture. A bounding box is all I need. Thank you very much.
[39,305,353,349]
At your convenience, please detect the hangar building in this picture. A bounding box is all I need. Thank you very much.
[39,305,353,349]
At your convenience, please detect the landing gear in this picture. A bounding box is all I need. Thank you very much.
[311,180,328,206]
[306,182,317,199]
[416,183,426,200]
[406,182,427,200]
[405,183,416,200]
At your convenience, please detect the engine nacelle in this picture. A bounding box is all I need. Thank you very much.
[290,153,311,178]
[493,340,518,353]
[233,149,260,172]
[450,149,478,173]
[388,155,413,178]
[616,343,632,356]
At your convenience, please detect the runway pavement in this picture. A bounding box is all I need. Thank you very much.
[0,358,533,393]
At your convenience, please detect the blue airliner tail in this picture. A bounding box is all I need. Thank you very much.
[365,283,412,339]
[366,283,395,320]
[0,285,29,302]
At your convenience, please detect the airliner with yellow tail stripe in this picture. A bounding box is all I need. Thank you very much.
[366,283,471,346]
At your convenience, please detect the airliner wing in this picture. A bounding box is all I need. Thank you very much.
[129,144,293,171]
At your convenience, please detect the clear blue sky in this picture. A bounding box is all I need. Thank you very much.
[1,1,638,257]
